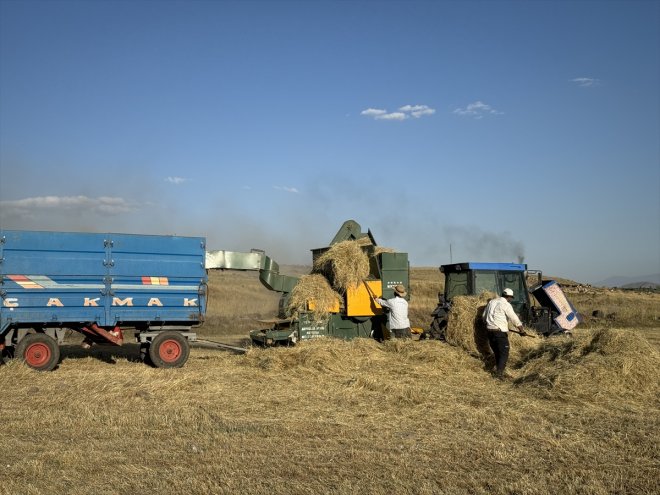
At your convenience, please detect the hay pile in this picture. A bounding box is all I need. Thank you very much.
[445,292,494,358]
[440,292,659,403]
[514,328,660,401]
[287,274,340,322]
[445,292,540,363]
[241,337,483,386]
[287,240,399,323]
[284,240,376,323]
[242,337,387,373]
[312,240,370,292]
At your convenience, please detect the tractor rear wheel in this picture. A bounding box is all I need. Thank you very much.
[148,331,189,368]
[16,333,60,371]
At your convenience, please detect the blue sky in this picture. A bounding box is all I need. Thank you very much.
[1,0,658,284]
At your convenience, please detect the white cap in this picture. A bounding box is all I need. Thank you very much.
[503,288,514,297]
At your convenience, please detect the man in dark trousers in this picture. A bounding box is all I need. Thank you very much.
[482,288,525,379]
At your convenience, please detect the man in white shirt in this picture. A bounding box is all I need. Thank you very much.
[482,288,525,378]
[374,284,411,339]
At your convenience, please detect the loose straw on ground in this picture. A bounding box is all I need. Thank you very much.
[514,327,660,401]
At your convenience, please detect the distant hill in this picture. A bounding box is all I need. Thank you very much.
[620,281,660,290]
[595,273,660,288]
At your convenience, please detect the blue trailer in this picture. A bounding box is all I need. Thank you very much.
[0,230,207,370]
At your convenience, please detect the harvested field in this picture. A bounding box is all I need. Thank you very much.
[1,267,658,494]
[1,333,658,495]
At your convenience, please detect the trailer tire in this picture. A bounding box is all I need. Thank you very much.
[16,333,60,371]
[148,331,189,368]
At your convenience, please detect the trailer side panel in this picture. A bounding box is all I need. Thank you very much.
[1,230,207,334]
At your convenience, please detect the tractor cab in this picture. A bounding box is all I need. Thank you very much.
[441,262,532,317]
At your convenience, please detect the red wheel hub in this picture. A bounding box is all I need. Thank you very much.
[159,339,182,363]
[25,343,51,367]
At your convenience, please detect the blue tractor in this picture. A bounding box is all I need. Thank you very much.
[424,262,581,340]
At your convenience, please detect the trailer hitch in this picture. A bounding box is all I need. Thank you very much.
[80,324,124,346]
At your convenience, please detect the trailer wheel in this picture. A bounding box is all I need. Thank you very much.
[148,331,189,368]
[16,333,60,371]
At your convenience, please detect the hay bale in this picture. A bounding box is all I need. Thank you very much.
[313,240,369,292]
[287,274,340,322]
[445,292,496,359]
[445,292,540,363]
[514,328,660,401]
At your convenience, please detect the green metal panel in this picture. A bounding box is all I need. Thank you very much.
[297,313,330,341]
[379,252,410,299]
[251,313,380,345]
[263,313,381,343]
[327,315,360,339]
[258,256,299,293]
[329,220,373,245]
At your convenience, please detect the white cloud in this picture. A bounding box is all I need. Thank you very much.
[571,77,599,87]
[361,108,387,117]
[453,101,502,119]
[0,195,139,216]
[376,112,408,121]
[165,176,189,185]
[273,186,300,194]
[399,104,436,118]
[361,104,435,121]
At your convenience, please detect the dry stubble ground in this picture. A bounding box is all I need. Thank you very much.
[0,268,658,495]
